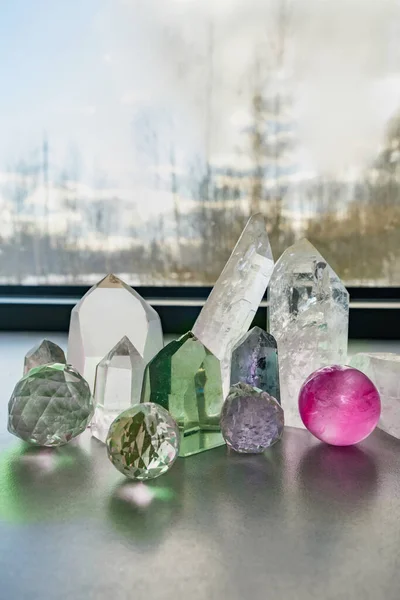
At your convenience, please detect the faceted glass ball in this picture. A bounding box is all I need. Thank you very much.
[220,382,284,453]
[8,363,93,447]
[299,365,381,446]
[106,403,180,480]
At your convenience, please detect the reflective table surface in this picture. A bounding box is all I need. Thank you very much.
[0,334,399,600]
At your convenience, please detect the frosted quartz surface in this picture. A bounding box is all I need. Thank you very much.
[268,239,349,427]
[193,214,274,395]
[68,274,163,390]
[349,352,400,439]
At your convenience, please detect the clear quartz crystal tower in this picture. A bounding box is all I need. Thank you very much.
[349,353,400,439]
[268,239,349,428]
[192,214,274,395]
[67,274,163,391]
[91,336,145,443]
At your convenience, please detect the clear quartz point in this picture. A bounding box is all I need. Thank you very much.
[92,336,145,443]
[268,239,349,428]
[192,214,274,395]
[24,339,66,374]
[67,274,163,391]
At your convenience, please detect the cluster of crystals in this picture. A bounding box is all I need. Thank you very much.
[220,383,284,453]
[9,218,361,479]
[268,239,349,428]
[8,363,93,446]
[106,403,180,480]
[349,353,400,439]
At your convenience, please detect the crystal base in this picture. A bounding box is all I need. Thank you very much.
[179,429,224,457]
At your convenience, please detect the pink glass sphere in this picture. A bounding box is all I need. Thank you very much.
[298,365,381,446]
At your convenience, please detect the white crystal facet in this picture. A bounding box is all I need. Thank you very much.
[67,274,163,390]
[268,239,349,428]
[349,352,400,439]
[192,214,274,395]
[92,336,146,443]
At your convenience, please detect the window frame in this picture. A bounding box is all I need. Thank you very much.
[0,285,398,339]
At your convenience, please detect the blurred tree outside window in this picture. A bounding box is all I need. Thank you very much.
[1,0,400,285]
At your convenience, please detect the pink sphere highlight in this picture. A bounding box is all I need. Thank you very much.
[298,365,381,446]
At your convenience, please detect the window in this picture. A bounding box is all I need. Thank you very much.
[1,0,400,285]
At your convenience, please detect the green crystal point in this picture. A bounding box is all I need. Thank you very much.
[141,332,224,456]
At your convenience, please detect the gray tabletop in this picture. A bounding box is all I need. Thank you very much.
[0,333,400,600]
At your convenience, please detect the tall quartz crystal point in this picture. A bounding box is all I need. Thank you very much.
[349,353,400,439]
[268,239,349,428]
[230,327,280,403]
[67,274,163,390]
[192,214,274,394]
[141,331,224,457]
[24,339,66,374]
[91,336,145,443]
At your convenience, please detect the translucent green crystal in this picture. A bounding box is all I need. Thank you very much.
[141,332,224,456]
[8,363,93,447]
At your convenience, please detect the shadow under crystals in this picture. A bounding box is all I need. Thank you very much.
[107,471,184,548]
[298,442,379,511]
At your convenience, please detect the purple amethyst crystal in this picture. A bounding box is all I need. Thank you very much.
[220,382,284,453]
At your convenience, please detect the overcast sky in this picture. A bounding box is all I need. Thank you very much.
[1,0,400,189]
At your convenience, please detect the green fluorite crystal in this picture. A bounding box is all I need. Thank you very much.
[8,363,93,447]
[141,332,224,456]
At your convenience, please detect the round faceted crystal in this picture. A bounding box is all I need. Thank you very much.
[298,365,381,446]
[220,382,284,453]
[8,363,93,447]
[106,403,180,480]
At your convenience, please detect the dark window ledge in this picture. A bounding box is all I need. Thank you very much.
[0,287,398,338]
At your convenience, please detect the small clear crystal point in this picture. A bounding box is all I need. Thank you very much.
[24,339,66,374]
[92,336,145,443]
[67,274,163,390]
[192,214,274,394]
[268,238,349,428]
